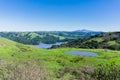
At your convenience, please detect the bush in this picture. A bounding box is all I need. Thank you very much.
[56,66,94,80]
[0,59,46,80]
[55,62,120,80]
[93,62,120,80]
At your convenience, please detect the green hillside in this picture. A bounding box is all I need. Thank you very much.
[0,31,102,45]
[0,37,47,80]
[0,37,120,80]
[53,32,120,50]
[0,37,45,61]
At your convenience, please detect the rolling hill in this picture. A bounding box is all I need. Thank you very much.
[0,37,46,80]
[0,37,40,58]
[52,32,120,50]
[0,30,102,45]
[0,37,120,80]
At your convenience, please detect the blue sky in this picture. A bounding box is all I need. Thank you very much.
[0,0,120,31]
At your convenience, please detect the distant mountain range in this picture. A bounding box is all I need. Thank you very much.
[0,30,102,45]
[51,32,120,50]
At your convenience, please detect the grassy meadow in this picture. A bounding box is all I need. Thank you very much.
[0,37,120,80]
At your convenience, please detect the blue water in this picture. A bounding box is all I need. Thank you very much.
[36,42,65,48]
[66,51,98,56]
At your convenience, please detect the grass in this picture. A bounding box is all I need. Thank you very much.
[107,41,118,45]
[37,48,120,80]
[90,38,103,42]
[37,48,120,67]
[49,34,65,40]
[28,32,41,39]
[0,37,120,79]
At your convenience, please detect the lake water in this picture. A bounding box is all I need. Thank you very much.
[66,51,98,56]
[36,42,65,48]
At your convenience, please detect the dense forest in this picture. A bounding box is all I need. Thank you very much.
[52,32,120,50]
[0,30,102,45]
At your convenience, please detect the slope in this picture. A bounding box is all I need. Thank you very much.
[52,32,120,50]
[0,37,120,80]
[0,37,46,79]
[0,30,102,45]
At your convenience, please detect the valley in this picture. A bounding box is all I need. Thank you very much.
[0,0,120,80]
[0,30,102,45]
[0,32,120,80]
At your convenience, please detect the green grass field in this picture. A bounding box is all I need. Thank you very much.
[0,37,120,80]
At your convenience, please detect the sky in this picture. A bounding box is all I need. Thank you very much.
[0,0,120,32]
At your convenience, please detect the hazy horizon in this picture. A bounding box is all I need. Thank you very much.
[0,0,120,32]
[0,29,118,32]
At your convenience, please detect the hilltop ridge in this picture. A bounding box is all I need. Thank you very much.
[0,31,102,45]
[52,32,120,50]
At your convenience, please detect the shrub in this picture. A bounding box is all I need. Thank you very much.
[55,62,120,80]
[92,62,120,80]
[0,59,46,80]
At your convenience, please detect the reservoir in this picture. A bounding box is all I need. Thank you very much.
[36,42,65,48]
[66,51,98,56]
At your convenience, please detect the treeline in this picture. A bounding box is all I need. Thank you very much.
[52,32,120,50]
